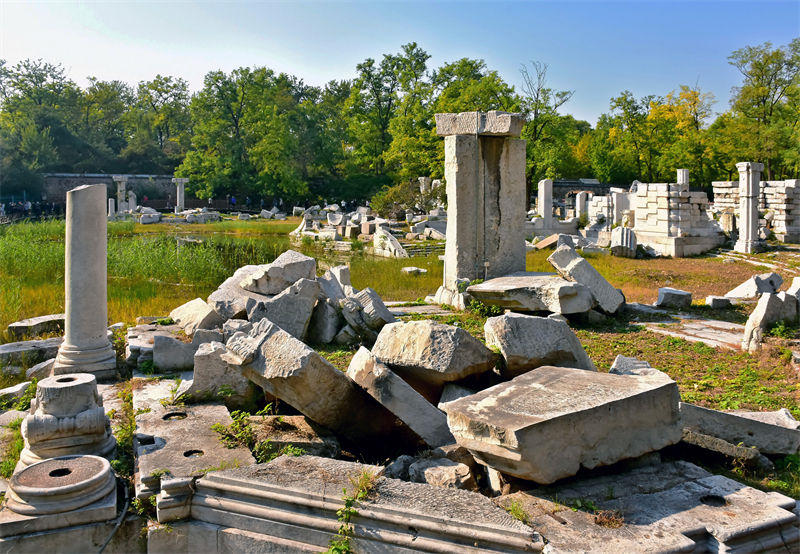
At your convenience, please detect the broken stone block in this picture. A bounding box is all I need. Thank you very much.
[741,292,792,352]
[6,314,65,340]
[408,458,477,491]
[466,272,594,314]
[207,265,271,320]
[231,321,404,444]
[317,269,345,305]
[384,454,415,480]
[179,342,258,409]
[548,245,625,313]
[350,287,396,331]
[436,383,476,410]
[372,227,408,258]
[192,328,224,346]
[190,454,542,552]
[705,295,732,309]
[246,278,320,340]
[222,319,252,341]
[401,266,428,275]
[679,402,800,455]
[609,226,637,258]
[484,313,595,377]
[725,272,783,299]
[329,265,351,287]
[680,429,774,471]
[0,337,62,367]
[0,381,30,405]
[655,287,692,309]
[496,460,798,553]
[372,320,498,386]
[152,335,196,371]
[169,298,224,337]
[238,250,316,295]
[25,358,54,380]
[332,324,359,345]
[444,366,682,484]
[731,407,800,428]
[609,355,660,376]
[307,300,343,344]
[248,415,340,458]
[346,347,453,447]
[339,297,376,342]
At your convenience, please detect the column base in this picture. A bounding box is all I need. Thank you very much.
[433,286,469,311]
[53,342,117,380]
[733,239,762,254]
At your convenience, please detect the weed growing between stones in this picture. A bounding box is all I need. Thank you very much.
[594,510,625,528]
[768,320,799,339]
[212,410,255,449]
[327,469,378,554]
[0,379,37,412]
[110,382,137,478]
[0,417,23,478]
[505,499,530,524]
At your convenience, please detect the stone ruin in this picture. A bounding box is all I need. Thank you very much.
[0,131,799,552]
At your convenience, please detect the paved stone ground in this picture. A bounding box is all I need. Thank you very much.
[645,317,744,350]
[384,302,453,317]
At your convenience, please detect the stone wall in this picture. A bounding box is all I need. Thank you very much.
[712,179,800,242]
[631,183,716,238]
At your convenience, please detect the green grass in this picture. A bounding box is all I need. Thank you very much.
[0,417,24,478]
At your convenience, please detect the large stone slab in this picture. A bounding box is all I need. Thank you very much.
[238,250,316,295]
[228,320,404,443]
[178,341,258,409]
[152,335,196,371]
[435,110,525,137]
[371,320,498,386]
[207,265,272,320]
[443,366,681,483]
[190,455,543,553]
[6,314,64,340]
[484,313,596,377]
[347,347,453,448]
[466,272,594,314]
[169,298,224,337]
[680,402,800,455]
[741,291,796,352]
[725,272,783,299]
[655,287,692,309]
[0,337,62,367]
[246,278,320,340]
[496,460,799,553]
[548,245,625,314]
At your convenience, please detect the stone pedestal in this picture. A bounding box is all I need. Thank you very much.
[734,162,763,254]
[537,178,553,228]
[17,374,115,470]
[677,168,689,186]
[433,111,526,306]
[53,185,117,378]
[575,191,588,220]
[107,198,115,218]
[173,177,188,213]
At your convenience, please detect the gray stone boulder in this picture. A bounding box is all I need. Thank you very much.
[239,250,316,295]
[466,272,595,314]
[610,226,637,258]
[0,337,62,367]
[307,300,343,344]
[169,298,224,337]
[246,278,320,340]
[741,291,798,352]
[26,358,54,380]
[655,287,692,309]
[484,313,596,377]
[207,265,271,320]
[178,341,258,409]
[548,245,625,314]
[371,320,498,386]
[222,319,252,341]
[152,335,196,371]
[337,287,396,343]
[408,458,477,491]
[725,272,783,299]
[705,295,732,309]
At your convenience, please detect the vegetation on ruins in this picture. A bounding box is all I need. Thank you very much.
[0,417,23,478]
[1,39,797,204]
[327,469,378,554]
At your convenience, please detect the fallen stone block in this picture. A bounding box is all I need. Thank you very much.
[339,297,377,343]
[246,278,320,340]
[248,415,340,459]
[189,455,542,552]
[372,227,408,258]
[169,298,224,337]
[496,460,799,553]
[466,272,594,314]
[484,313,595,377]
[316,269,345,305]
[222,319,252,341]
[178,342,258,409]
[0,337,62,367]
[6,314,64,340]
[408,458,477,491]
[548,245,625,313]
[307,299,342,344]
[741,292,794,352]
[680,429,773,472]
[437,383,476,410]
[706,295,732,309]
[350,287,396,331]
[124,323,182,368]
[206,265,275,320]
[152,335,195,371]
[655,287,692,309]
[610,226,637,258]
[192,328,224,346]
[0,382,30,405]
[444,366,681,483]
[238,250,316,295]
[533,234,559,250]
[25,358,54,380]
[608,355,661,376]
[347,347,454,447]
[332,323,359,345]
[679,402,800,455]
[372,320,498,386]
[401,266,427,275]
[726,272,783,299]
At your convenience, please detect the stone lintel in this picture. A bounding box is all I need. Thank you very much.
[435,111,525,137]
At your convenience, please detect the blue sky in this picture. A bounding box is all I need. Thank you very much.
[1,1,798,124]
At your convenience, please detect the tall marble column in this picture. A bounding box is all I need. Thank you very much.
[172,177,188,213]
[112,175,127,211]
[734,161,763,254]
[53,184,116,379]
[676,169,689,187]
[107,198,115,218]
[575,191,588,220]
[537,178,553,228]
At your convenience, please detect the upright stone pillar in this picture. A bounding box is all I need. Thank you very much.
[107,198,115,218]
[53,185,116,379]
[432,111,526,309]
[734,161,763,254]
[537,178,553,228]
[575,191,588,221]
[112,175,127,210]
[127,191,137,211]
[172,177,188,213]
[676,169,689,187]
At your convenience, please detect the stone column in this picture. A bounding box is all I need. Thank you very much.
[537,178,553,228]
[575,191,588,221]
[107,198,115,218]
[53,184,116,379]
[676,169,689,187]
[127,191,137,211]
[432,111,526,305]
[734,161,763,254]
[112,175,127,210]
[172,177,188,213]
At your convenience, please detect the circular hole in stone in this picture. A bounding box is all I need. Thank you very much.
[56,377,77,383]
[700,494,726,507]
[49,468,72,478]
[162,412,187,421]
[183,449,204,458]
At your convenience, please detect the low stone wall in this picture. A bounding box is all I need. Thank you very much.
[712,179,800,242]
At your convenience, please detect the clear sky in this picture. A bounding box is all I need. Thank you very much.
[1,0,798,124]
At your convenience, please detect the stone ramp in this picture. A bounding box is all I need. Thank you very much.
[645,317,744,350]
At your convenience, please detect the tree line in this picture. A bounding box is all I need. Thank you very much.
[1,38,797,204]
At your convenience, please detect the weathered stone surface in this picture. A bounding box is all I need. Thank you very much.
[347,347,453,447]
[350,287,396,331]
[238,250,316,295]
[497,460,798,553]
[655,287,692,309]
[731,407,800,429]
[444,366,681,483]
[329,265,351,287]
[372,320,497,386]
[435,110,524,137]
[246,278,320,340]
[401,266,427,275]
[178,342,257,409]
[6,314,65,340]
[222,319,252,341]
[610,226,637,258]
[608,355,659,376]
[332,324,359,345]
[248,415,340,458]
[0,338,62,367]
[725,272,783,299]
[152,335,195,371]
[436,383,476,410]
[307,300,342,344]
[706,295,732,309]
[680,429,773,471]
[548,245,625,313]
[408,458,477,491]
[192,328,224,346]
[0,382,30,405]
[484,313,595,376]
[385,454,415,480]
[169,298,224,337]
[25,358,54,380]
[466,272,594,314]
[124,323,181,368]
[372,227,408,258]
[231,320,403,443]
[741,292,794,352]
[680,402,800,455]
[316,269,345,305]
